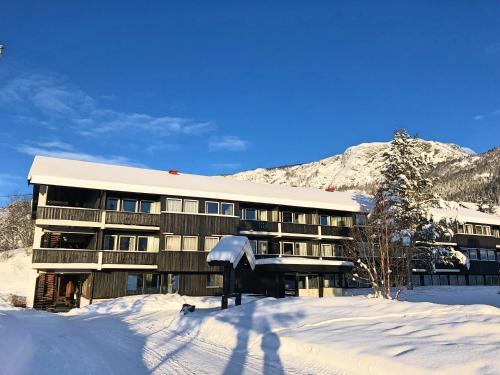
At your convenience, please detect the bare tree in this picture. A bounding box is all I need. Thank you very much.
[0,198,34,255]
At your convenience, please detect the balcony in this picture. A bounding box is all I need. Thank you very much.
[239,220,279,233]
[321,226,351,238]
[281,222,318,235]
[37,206,101,224]
[32,248,158,270]
[105,211,160,227]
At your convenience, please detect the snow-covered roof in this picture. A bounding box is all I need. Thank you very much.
[255,257,353,267]
[430,206,500,226]
[206,236,256,270]
[27,156,368,212]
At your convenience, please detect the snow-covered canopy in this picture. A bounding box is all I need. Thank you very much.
[207,236,256,270]
[28,156,368,213]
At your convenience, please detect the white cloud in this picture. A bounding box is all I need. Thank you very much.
[474,108,500,121]
[0,73,214,137]
[211,162,242,170]
[16,143,143,167]
[209,135,249,151]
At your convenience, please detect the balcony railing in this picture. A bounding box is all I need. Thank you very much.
[239,220,279,233]
[281,222,318,235]
[32,248,99,263]
[321,226,351,237]
[105,211,160,227]
[101,251,157,265]
[37,206,101,223]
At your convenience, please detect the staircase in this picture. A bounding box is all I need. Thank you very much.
[33,272,57,310]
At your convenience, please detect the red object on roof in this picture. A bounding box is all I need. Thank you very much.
[168,170,179,175]
[325,186,335,192]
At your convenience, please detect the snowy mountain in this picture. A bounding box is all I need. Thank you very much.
[229,140,499,204]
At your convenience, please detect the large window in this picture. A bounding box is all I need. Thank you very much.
[244,208,257,221]
[183,200,199,213]
[207,274,223,288]
[106,197,119,211]
[295,242,307,256]
[182,236,198,251]
[320,215,329,226]
[127,274,144,295]
[165,235,181,251]
[122,199,137,213]
[282,212,293,223]
[145,274,160,293]
[103,235,116,250]
[167,198,183,212]
[137,237,149,252]
[294,213,306,224]
[139,200,152,214]
[205,201,219,214]
[282,242,294,255]
[493,229,500,238]
[321,244,333,257]
[221,202,234,216]
[119,236,135,251]
[204,236,219,252]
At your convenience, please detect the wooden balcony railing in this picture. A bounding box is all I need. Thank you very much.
[238,220,279,233]
[281,222,319,235]
[101,251,157,265]
[321,226,351,237]
[32,248,98,263]
[37,206,101,223]
[105,211,160,227]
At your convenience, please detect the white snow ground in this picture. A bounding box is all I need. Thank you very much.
[0,251,499,375]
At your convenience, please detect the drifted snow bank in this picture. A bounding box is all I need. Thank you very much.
[1,287,498,374]
[0,249,35,305]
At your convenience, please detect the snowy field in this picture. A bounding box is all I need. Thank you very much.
[0,252,499,375]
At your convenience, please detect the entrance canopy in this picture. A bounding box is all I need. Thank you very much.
[207,236,256,270]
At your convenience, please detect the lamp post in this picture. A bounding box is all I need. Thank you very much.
[402,232,413,290]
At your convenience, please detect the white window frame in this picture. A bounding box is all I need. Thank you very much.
[139,200,154,214]
[244,208,257,221]
[182,236,199,251]
[205,201,220,215]
[321,243,333,257]
[165,235,181,251]
[183,199,199,213]
[118,235,136,251]
[282,211,293,223]
[282,241,294,255]
[465,224,473,234]
[204,236,220,252]
[121,198,138,213]
[220,202,235,216]
[137,236,149,252]
[106,197,120,211]
[258,210,268,221]
[249,240,258,254]
[294,242,307,256]
[258,240,268,255]
[103,234,118,250]
[294,213,306,224]
[320,215,330,226]
[167,198,183,212]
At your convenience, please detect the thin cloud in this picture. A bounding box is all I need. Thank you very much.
[474,108,500,121]
[209,135,249,152]
[211,162,242,170]
[0,72,214,137]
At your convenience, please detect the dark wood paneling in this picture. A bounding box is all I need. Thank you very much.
[321,226,351,237]
[32,249,98,263]
[179,274,222,296]
[157,251,222,272]
[38,206,101,222]
[92,271,128,299]
[161,212,239,235]
[239,220,278,232]
[281,222,318,235]
[101,251,158,265]
[105,211,160,226]
[455,234,499,249]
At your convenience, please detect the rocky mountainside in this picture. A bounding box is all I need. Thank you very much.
[229,140,499,204]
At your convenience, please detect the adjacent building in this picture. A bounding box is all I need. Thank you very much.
[26,156,500,311]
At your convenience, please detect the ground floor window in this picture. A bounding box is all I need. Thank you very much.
[485,275,499,286]
[324,273,343,288]
[127,274,144,295]
[207,274,223,288]
[145,274,160,293]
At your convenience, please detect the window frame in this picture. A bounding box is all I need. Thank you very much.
[137,236,149,252]
[282,241,294,255]
[221,202,235,216]
[139,200,153,214]
[282,211,293,223]
[205,201,220,215]
[204,236,220,252]
[468,248,478,261]
[206,274,223,288]
[182,236,199,251]
[106,197,120,211]
[164,235,182,251]
[103,234,118,250]
[244,208,257,221]
[320,215,330,226]
[119,235,136,251]
[166,198,183,212]
[183,199,199,213]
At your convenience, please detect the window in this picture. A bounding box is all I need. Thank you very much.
[258,240,268,255]
[167,198,182,212]
[221,202,234,216]
[484,226,491,236]
[493,229,500,238]
[127,274,144,295]
[342,216,354,227]
[331,217,342,227]
[145,274,160,294]
[487,250,496,261]
[204,236,219,251]
[205,201,219,215]
[165,235,181,251]
[468,249,478,260]
[294,213,306,224]
[207,274,222,288]
[119,236,135,251]
[106,197,119,211]
[183,200,199,213]
[103,235,116,250]
[139,200,153,214]
[320,215,329,226]
[182,236,198,251]
[456,224,464,234]
[333,244,343,257]
[282,242,294,255]
[321,244,333,257]
[122,199,137,212]
[282,212,293,223]
[311,243,320,257]
[259,210,268,221]
[295,242,307,256]
[479,249,488,260]
[475,225,484,235]
[465,224,473,234]
[244,208,257,220]
[137,237,148,252]
[249,240,258,254]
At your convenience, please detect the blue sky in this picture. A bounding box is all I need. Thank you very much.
[1,1,499,200]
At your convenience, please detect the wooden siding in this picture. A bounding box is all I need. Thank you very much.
[321,226,351,237]
[92,271,128,299]
[105,211,160,227]
[157,251,222,272]
[281,222,318,235]
[32,248,98,263]
[239,220,279,232]
[179,274,222,296]
[101,251,158,265]
[37,206,101,222]
[161,212,239,235]
[455,234,499,249]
